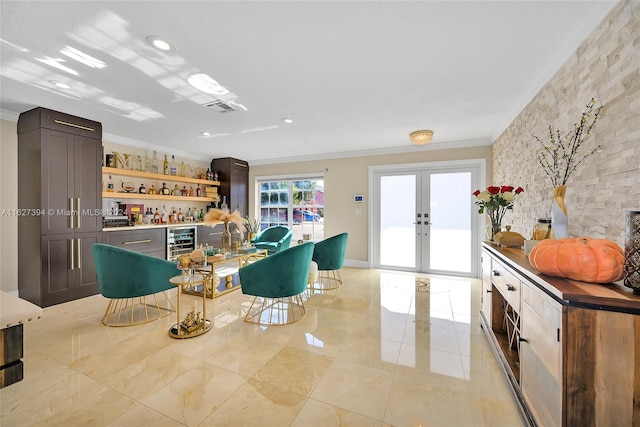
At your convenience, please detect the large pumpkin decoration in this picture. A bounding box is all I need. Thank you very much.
[528,237,624,283]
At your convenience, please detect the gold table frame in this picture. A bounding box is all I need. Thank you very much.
[185,250,268,298]
[168,272,212,339]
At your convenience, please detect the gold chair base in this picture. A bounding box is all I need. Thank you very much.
[244,294,306,325]
[309,269,343,291]
[102,291,176,327]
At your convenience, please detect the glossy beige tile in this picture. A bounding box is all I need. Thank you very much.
[2,267,523,426]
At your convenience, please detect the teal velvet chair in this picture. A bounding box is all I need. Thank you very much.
[251,225,293,254]
[239,242,314,325]
[310,233,348,290]
[92,243,178,327]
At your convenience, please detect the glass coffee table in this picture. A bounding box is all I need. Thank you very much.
[184,249,268,298]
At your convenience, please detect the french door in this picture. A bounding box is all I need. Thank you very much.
[372,161,483,277]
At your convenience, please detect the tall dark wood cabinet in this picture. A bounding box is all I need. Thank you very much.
[211,157,248,216]
[18,107,103,307]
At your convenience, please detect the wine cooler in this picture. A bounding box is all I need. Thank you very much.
[167,226,196,261]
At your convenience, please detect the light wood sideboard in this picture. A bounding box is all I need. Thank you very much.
[480,242,640,427]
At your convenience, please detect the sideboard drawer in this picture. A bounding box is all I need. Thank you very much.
[492,259,521,311]
[105,228,165,256]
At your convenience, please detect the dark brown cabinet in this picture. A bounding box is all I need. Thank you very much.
[211,157,248,216]
[104,228,166,259]
[18,108,103,307]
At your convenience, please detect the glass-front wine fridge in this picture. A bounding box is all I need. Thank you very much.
[167,226,196,261]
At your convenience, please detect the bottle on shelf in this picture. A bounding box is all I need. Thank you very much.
[186,207,192,221]
[181,186,188,197]
[136,155,143,172]
[173,184,180,196]
[151,150,159,174]
[161,183,171,195]
[196,184,201,197]
[205,168,212,181]
[148,184,157,195]
[220,196,229,213]
[179,162,186,177]
[106,175,114,192]
[171,207,177,223]
[193,207,198,222]
[163,154,169,175]
[213,170,219,181]
[170,155,177,176]
[144,151,151,173]
[161,205,168,223]
[199,208,204,222]
[188,186,194,197]
[153,208,161,224]
[177,207,184,222]
[138,183,146,194]
[145,208,153,224]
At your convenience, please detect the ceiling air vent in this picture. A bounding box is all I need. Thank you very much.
[203,100,237,113]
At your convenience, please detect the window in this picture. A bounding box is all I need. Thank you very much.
[258,177,324,242]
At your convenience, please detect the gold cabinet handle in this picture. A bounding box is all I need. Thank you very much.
[69,198,75,228]
[123,239,152,245]
[77,238,81,269]
[70,238,75,270]
[76,198,81,228]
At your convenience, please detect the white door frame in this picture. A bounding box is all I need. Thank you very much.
[369,158,486,277]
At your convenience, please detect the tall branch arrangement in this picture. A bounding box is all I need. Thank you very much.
[533,98,603,186]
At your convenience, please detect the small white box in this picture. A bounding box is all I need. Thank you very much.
[523,240,540,255]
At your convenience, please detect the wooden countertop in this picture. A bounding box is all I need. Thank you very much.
[482,241,640,314]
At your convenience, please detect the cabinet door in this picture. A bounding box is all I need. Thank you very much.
[40,232,102,306]
[74,232,102,297]
[520,281,562,427]
[480,251,492,322]
[230,166,248,216]
[197,224,223,248]
[40,130,74,235]
[74,136,102,232]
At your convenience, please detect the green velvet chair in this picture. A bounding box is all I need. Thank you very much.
[239,242,314,325]
[92,243,178,327]
[310,232,348,290]
[251,225,293,254]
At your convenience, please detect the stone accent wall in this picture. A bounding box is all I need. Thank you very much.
[493,0,639,247]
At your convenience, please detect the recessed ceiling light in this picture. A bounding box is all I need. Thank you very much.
[146,35,173,52]
[49,80,71,89]
[282,117,294,124]
[201,131,211,136]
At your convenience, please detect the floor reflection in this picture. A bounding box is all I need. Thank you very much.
[2,267,523,426]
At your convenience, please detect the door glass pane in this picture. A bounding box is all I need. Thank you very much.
[429,172,471,273]
[380,175,416,268]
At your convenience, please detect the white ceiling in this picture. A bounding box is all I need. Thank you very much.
[0,1,617,165]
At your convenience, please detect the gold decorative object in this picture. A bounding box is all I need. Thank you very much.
[180,310,203,333]
[410,130,434,146]
[494,226,525,248]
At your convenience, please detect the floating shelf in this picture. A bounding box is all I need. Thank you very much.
[102,192,216,202]
[102,166,220,186]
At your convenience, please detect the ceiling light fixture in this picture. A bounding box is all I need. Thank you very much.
[187,73,229,96]
[201,131,211,136]
[146,35,173,52]
[410,130,434,146]
[282,117,294,124]
[49,80,71,89]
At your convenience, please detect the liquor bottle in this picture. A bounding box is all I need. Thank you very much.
[181,186,188,197]
[173,184,180,196]
[220,196,229,213]
[144,151,151,172]
[145,208,153,223]
[161,205,168,223]
[148,184,157,195]
[185,207,192,221]
[151,150,159,173]
[163,154,169,175]
[192,207,198,222]
[196,184,201,197]
[136,155,143,171]
[205,168,211,181]
[153,208,161,224]
[188,186,194,197]
[199,208,204,222]
[177,207,184,222]
[179,162,186,177]
[138,183,146,194]
[161,183,170,195]
[170,155,177,176]
[106,175,114,192]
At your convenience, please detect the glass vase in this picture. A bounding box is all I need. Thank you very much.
[551,185,568,239]
[222,222,232,252]
[486,220,502,242]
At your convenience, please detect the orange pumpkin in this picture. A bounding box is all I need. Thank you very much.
[528,237,624,283]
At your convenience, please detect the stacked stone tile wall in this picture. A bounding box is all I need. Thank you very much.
[493,0,639,247]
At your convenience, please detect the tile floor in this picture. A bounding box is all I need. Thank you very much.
[1,268,523,426]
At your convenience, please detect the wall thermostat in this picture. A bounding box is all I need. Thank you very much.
[354,195,363,203]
